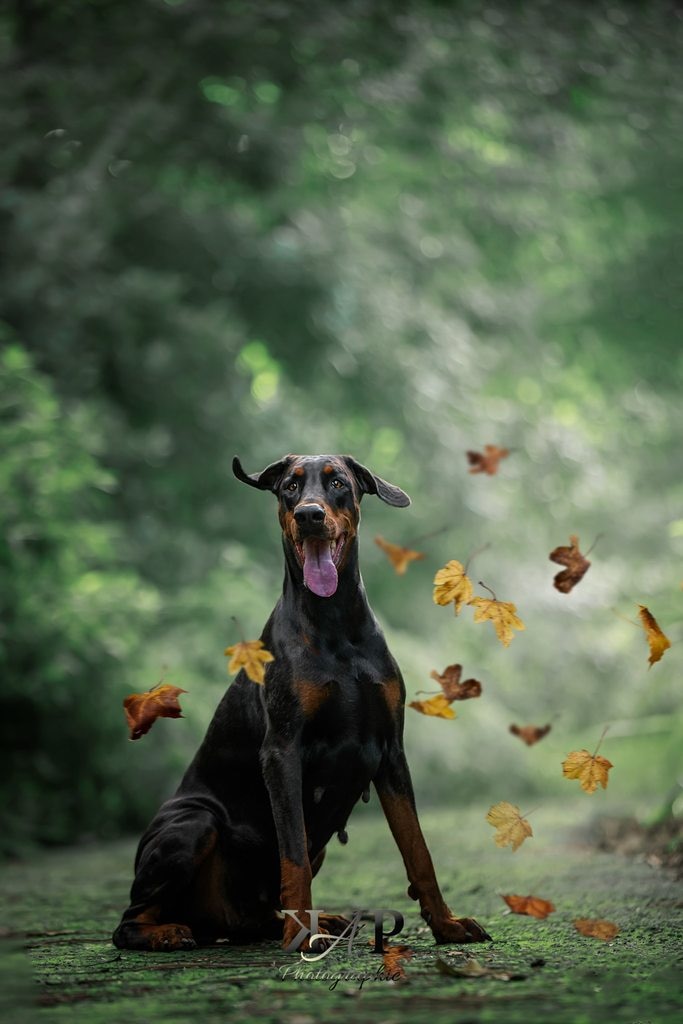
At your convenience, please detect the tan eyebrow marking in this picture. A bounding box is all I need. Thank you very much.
[293,466,305,477]
[323,464,335,474]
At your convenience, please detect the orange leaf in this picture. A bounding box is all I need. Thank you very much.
[374,535,425,575]
[466,444,510,475]
[562,749,612,793]
[430,664,482,700]
[549,534,591,594]
[573,918,620,941]
[486,801,533,851]
[637,604,671,668]
[409,694,457,719]
[371,940,414,981]
[501,894,556,919]
[224,639,275,684]
[509,723,552,746]
[123,684,187,741]
[433,560,473,614]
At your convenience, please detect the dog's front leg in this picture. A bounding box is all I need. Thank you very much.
[260,729,317,950]
[374,743,491,944]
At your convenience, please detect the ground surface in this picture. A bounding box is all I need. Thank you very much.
[2,801,682,1024]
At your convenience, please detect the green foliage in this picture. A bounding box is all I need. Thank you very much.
[0,341,160,851]
[0,1,681,848]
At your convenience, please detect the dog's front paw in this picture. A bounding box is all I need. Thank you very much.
[431,915,492,945]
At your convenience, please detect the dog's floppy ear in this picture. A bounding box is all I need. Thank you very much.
[342,456,411,507]
[233,455,293,494]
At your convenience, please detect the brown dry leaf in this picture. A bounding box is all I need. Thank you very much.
[573,918,620,941]
[374,535,425,575]
[372,940,414,981]
[637,604,671,668]
[433,560,474,614]
[224,639,275,684]
[486,801,533,851]
[501,894,556,919]
[436,957,526,982]
[549,534,591,594]
[562,749,613,794]
[509,723,552,746]
[467,445,510,476]
[408,694,457,719]
[470,597,525,647]
[123,684,187,741]
[430,664,482,701]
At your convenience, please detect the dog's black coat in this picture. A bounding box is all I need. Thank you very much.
[113,454,490,951]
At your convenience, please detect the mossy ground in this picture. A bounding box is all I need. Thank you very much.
[2,800,682,1024]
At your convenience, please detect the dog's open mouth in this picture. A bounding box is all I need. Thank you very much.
[294,534,346,598]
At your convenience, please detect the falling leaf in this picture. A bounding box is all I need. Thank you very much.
[573,919,620,941]
[501,894,556,919]
[637,605,671,668]
[433,560,473,614]
[562,749,613,794]
[374,535,425,575]
[224,639,275,684]
[509,723,552,746]
[123,684,187,741]
[436,957,526,981]
[470,597,525,647]
[430,664,482,700]
[549,535,591,593]
[408,694,457,719]
[466,445,510,476]
[486,802,533,851]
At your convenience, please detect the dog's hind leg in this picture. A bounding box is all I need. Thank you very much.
[112,794,228,951]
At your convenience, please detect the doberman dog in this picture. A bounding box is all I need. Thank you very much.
[113,454,491,952]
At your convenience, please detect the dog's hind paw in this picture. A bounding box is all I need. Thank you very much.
[113,921,197,952]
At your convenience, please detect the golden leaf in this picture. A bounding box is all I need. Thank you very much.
[637,604,671,668]
[224,639,275,684]
[562,749,613,793]
[430,664,482,700]
[466,445,510,476]
[470,597,525,647]
[375,535,425,575]
[501,894,556,919]
[549,534,591,594]
[573,918,620,941]
[486,801,533,851]
[123,684,187,741]
[433,560,473,614]
[408,694,457,719]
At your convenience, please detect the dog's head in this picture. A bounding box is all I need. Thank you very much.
[233,454,410,597]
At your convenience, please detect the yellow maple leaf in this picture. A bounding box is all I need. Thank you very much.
[486,801,533,851]
[408,694,457,719]
[375,535,425,575]
[224,639,275,684]
[433,560,473,614]
[637,604,671,668]
[562,749,613,793]
[469,597,525,647]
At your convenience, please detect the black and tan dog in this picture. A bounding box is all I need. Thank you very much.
[113,454,491,952]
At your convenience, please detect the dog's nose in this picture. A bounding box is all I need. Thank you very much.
[294,504,326,528]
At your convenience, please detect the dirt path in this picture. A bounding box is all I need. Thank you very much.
[3,801,681,1023]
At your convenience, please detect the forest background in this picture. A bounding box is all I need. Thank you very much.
[1,0,681,854]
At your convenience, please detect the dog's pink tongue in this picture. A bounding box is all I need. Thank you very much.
[302,537,338,597]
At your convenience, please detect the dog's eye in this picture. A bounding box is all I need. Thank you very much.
[331,479,344,490]
[285,481,299,493]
